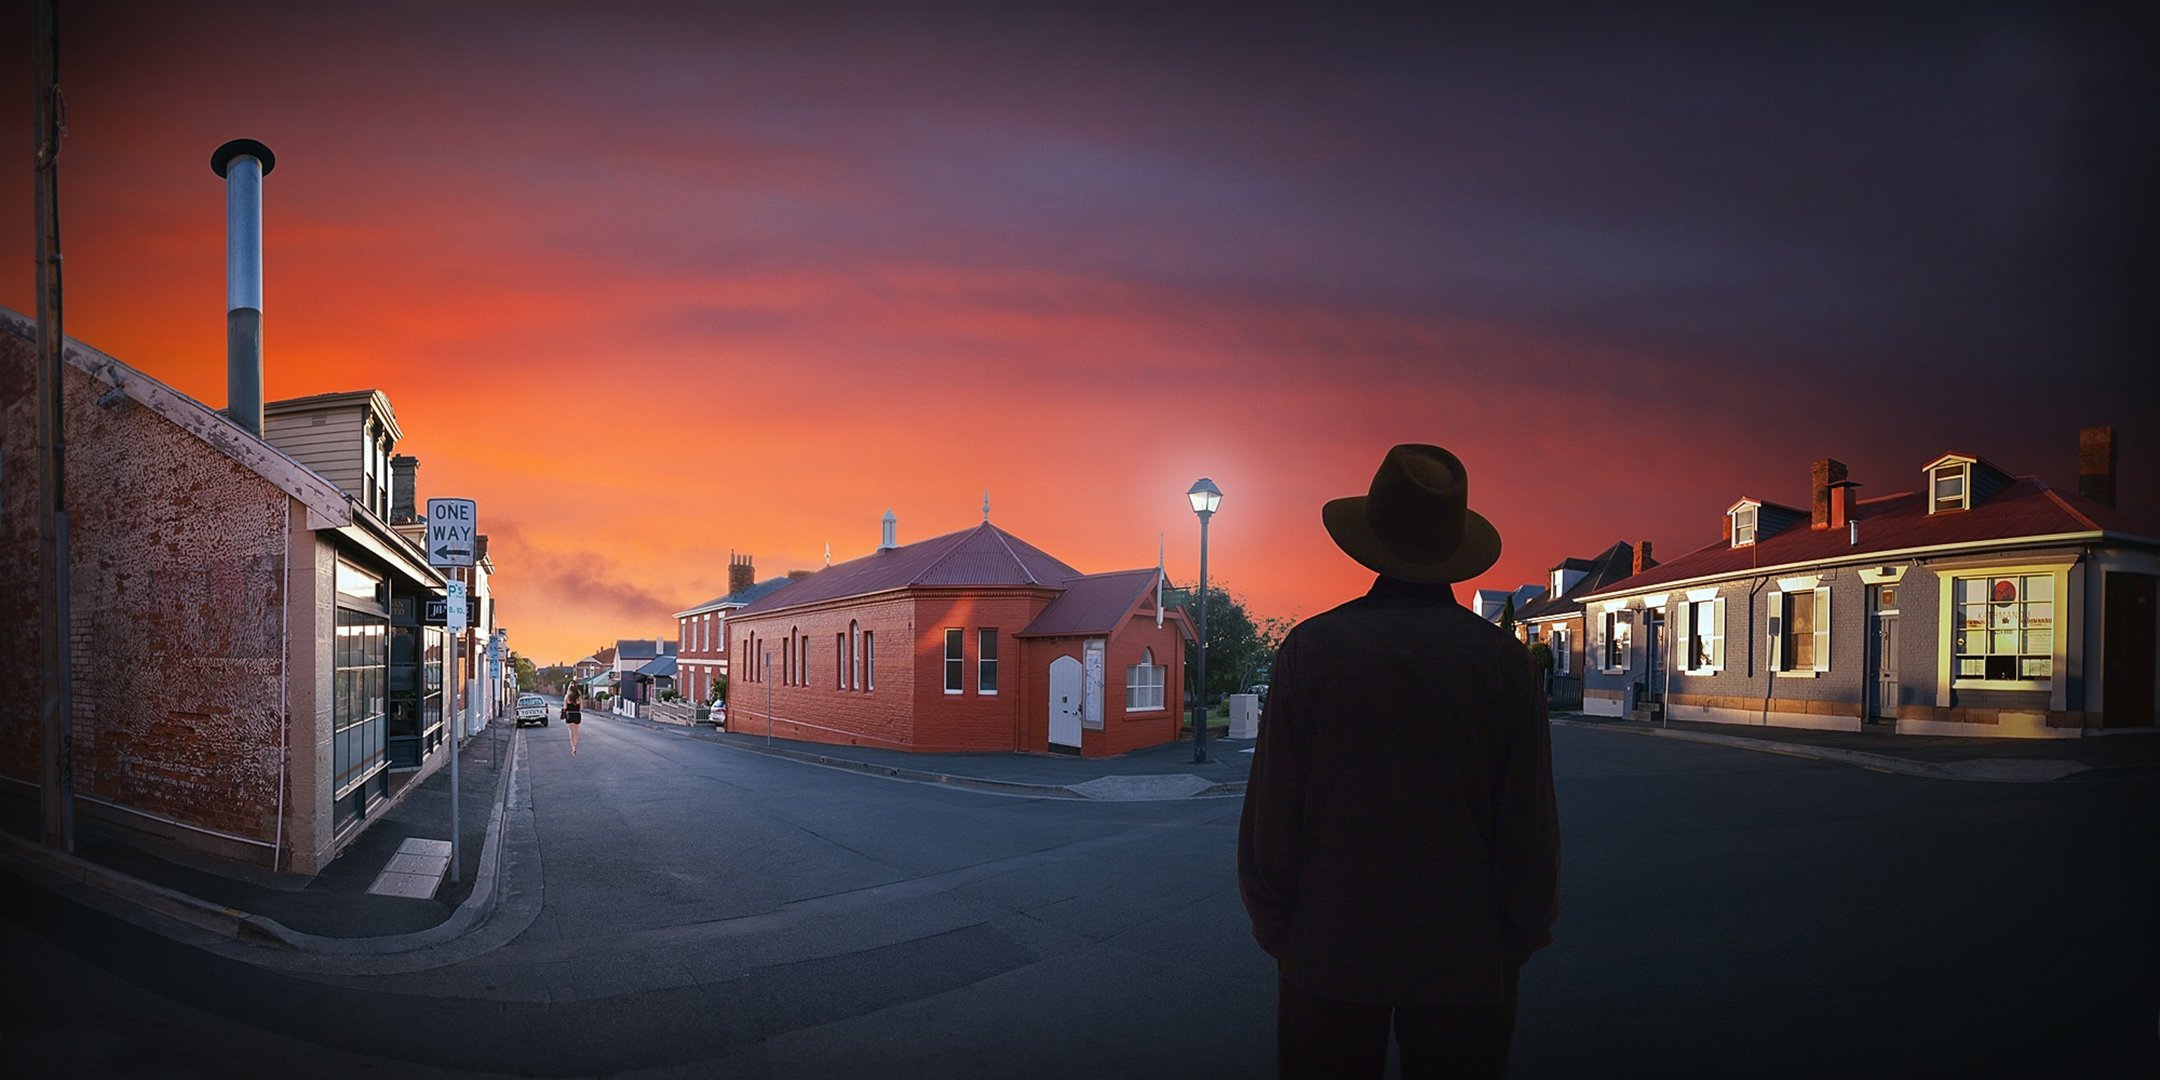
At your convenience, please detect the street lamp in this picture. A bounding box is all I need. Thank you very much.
[1187,477,1222,764]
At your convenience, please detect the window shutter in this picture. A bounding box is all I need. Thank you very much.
[1813,588,1831,672]
[1712,597,1727,672]
[1766,591,1784,672]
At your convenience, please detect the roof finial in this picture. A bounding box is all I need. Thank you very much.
[824,542,832,567]
[983,489,991,523]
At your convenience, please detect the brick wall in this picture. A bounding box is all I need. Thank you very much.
[1018,613,1185,758]
[0,330,292,852]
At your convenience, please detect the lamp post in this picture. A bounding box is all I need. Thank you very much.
[1187,477,1222,764]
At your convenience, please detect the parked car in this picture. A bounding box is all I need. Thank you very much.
[515,693,551,727]
[1249,683,1268,709]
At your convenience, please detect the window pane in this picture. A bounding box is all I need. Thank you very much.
[2023,629,2051,655]
[2024,602,2052,628]
[2021,658,2052,678]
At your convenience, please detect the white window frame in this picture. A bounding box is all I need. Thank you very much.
[1930,462,1971,514]
[1552,626,1571,675]
[1731,505,1758,548]
[978,628,999,696]
[1947,570,2057,689]
[944,628,964,694]
[1768,587,1831,675]
[1126,648,1165,712]
[1683,596,1726,675]
[863,630,875,691]
[1599,609,1633,673]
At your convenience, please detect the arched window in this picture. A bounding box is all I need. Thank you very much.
[848,620,859,689]
[1126,648,1165,711]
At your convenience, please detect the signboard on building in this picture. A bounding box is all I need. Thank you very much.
[422,597,479,627]
[425,498,478,568]
[447,580,469,633]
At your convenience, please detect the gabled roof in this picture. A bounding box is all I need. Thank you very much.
[3,307,352,528]
[636,654,678,678]
[1583,476,2157,599]
[1017,569,1194,641]
[734,522,1082,618]
[674,576,794,618]
[265,388,403,441]
[1516,542,1638,623]
[616,639,677,661]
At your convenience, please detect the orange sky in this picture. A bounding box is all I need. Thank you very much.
[3,3,2153,665]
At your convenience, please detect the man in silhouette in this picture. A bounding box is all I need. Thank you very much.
[1239,443,1560,1078]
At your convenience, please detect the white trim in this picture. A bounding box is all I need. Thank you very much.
[1578,531,2133,604]
[1642,593,1670,608]
[1856,565,1908,585]
[1776,575,1822,592]
[1684,586,1720,601]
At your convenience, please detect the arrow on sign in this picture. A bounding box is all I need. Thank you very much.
[435,545,473,561]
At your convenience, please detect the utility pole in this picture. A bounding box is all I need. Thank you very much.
[33,0,77,853]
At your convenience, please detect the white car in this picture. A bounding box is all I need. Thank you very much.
[515,694,551,727]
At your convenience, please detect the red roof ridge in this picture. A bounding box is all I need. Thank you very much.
[2032,479,2102,531]
[980,522,1042,585]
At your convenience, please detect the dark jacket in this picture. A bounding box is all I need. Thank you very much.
[1237,577,1560,1005]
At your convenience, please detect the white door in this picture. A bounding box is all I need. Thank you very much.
[1048,656,1083,750]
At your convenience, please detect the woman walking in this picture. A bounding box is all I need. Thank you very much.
[563,685,583,755]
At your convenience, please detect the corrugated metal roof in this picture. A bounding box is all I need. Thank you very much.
[1516,542,1637,622]
[734,522,1081,617]
[637,655,677,677]
[1584,476,2157,598]
[1018,569,1161,638]
[676,576,794,617]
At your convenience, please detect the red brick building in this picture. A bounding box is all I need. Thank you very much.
[674,552,793,705]
[727,516,1193,756]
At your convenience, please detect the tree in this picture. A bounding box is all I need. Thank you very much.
[1171,582,1289,705]
[512,653,538,692]
[1498,595,1516,635]
[710,674,728,705]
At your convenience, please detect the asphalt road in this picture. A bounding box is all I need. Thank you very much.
[5,714,2156,1078]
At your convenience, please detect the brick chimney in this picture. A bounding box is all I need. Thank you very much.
[728,551,755,594]
[1811,458,1848,529]
[1827,480,1859,530]
[2079,426,2116,509]
[1632,540,1655,575]
[390,454,419,523]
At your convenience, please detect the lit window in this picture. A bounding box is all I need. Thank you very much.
[1686,597,1726,672]
[1601,611,1632,671]
[944,628,964,693]
[1953,574,2052,682]
[1772,588,1830,673]
[1126,648,1165,711]
[979,628,999,695]
[1732,506,1758,547]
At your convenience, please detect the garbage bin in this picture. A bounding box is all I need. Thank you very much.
[1227,693,1261,739]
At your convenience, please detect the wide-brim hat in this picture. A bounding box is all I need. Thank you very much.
[1323,444,1501,584]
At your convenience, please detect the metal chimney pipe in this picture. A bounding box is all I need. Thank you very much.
[212,138,275,438]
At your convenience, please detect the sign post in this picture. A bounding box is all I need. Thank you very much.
[427,498,477,885]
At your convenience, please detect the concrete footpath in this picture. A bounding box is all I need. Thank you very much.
[6,701,2154,959]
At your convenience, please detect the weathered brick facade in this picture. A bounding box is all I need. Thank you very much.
[1,311,448,872]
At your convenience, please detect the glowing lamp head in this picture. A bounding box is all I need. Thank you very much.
[1187,477,1223,517]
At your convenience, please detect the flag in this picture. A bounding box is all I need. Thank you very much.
[1156,533,1165,630]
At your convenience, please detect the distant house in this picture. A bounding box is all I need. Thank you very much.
[1513,542,1651,707]
[0,309,449,873]
[612,638,678,713]
[1576,433,2158,737]
[1472,585,1545,626]
[726,512,1193,756]
[674,552,794,704]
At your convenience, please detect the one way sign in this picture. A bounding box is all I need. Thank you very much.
[426,498,478,568]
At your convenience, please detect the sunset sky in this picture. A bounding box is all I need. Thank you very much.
[3,2,2153,665]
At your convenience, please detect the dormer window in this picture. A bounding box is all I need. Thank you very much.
[1731,505,1758,547]
[1930,461,1970,513]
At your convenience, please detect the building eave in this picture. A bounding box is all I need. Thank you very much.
[1576,530,2130,603]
